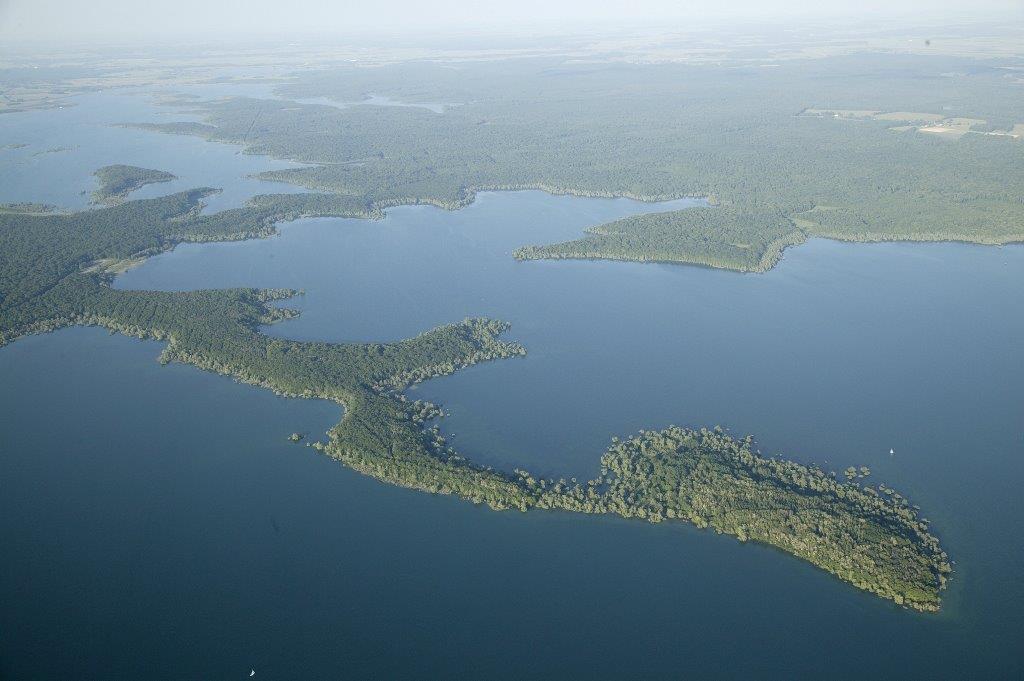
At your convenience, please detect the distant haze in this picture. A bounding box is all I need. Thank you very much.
[0,0,1022,44]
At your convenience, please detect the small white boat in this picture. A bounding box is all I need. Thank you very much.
[890,448,895,455]
[250,671,255,677]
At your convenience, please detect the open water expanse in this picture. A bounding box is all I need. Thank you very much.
[1,85,1023,680]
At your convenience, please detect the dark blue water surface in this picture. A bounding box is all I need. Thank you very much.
[2,89,1024,680]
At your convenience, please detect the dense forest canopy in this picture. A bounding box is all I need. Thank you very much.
[91,164,176,205]
[0,188,390,340]
[136,53,1024,269]
[514,206,805,271]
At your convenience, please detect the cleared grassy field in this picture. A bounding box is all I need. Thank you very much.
[873,111,945,122]
[919,117,987,137]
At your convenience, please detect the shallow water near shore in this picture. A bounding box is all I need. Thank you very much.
[2,89,1024,679]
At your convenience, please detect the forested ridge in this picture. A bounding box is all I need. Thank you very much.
[137,53,1024,270]
[0,179,950,611]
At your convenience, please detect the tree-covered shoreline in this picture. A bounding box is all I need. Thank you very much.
[91,164,176,205]
[131,53,1024,272]
[514,207,810,273]
[0,179,951,611]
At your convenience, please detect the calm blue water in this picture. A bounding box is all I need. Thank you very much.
[0,87,310,212]
[3,89,1024,680]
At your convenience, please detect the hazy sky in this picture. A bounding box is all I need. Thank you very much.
[0,0,1021,43]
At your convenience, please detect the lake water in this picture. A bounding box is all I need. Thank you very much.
[2,88,1024,680]
[0,87,311,213]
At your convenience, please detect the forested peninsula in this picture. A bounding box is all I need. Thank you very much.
[514,207,807,272]
[0,183,950,611]
[91,164,176,205]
